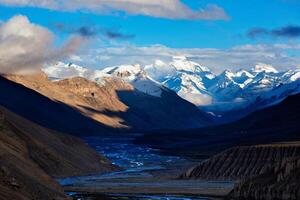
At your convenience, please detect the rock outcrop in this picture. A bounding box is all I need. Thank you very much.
[229,156,300,200]
[0,107,117,200]
[181,144,300,200]
[181,144,300,180]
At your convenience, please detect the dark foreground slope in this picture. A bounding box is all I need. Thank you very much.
[136,93,300,158]
[181,143,300,180]
[229,155,300,200]
[0,107,116,200]
[180,143,300,200]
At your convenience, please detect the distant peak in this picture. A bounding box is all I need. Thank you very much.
[171,56,210,73]
[221,69,234,77]
[252,63,278,74]
[224,69,232,73]
[235,69,254,78]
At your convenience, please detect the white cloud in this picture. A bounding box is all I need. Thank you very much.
[0,15,85,74]
[0,0,229,20]
[70,43,300,73]
[69,54,83,62]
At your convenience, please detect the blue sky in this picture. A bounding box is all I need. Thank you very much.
[0,0,300,72]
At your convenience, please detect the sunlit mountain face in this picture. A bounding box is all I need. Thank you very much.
[44,56,300,122]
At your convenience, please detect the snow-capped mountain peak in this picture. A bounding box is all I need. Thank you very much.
[99,64,165,97]
[235,69,254,78]
[144,60,175,81]
[43,60,300,121]
[286,69,300,82]
[170,56,210,74]
[252,63,278,74]
[101,64,142,81]
[222,69,235,79]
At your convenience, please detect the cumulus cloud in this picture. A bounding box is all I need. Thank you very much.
[70,43,300,73]
[248,25,300,39]
[0,15,84,74]
[0,0,229,20]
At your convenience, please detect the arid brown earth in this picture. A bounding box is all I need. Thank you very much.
[0,106,116,200]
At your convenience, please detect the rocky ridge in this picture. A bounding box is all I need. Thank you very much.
[181,144,300,181]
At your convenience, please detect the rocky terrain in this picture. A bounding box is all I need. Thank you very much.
[229,155,300,200]
[181,143,300,200]
[0,106,117,200]
[3,73,211,133]
[4,73,127,130]
[0,75,114,136]
[181,143,300,180]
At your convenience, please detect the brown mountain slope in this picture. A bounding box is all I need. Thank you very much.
[4,73,128,129]
[0,75,116,135]
[0,106,116,200]
[3,73,211,133]
[56,77,212,131]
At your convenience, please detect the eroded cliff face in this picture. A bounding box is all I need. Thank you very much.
[229,156,300,200]
[0,107,116,200]
[181,144,300,180]
[181,144,300,199]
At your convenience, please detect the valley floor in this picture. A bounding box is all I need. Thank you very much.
[59,135,234,199]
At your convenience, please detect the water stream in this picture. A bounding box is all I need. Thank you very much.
[59,135,234,200]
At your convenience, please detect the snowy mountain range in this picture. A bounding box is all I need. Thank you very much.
[43,57,300,121]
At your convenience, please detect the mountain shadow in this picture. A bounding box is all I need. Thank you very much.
[78,88,212,132]
[0,76,116,136]
[0,75,212,135]
[136,93,300,158]
[116,89,212,131]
